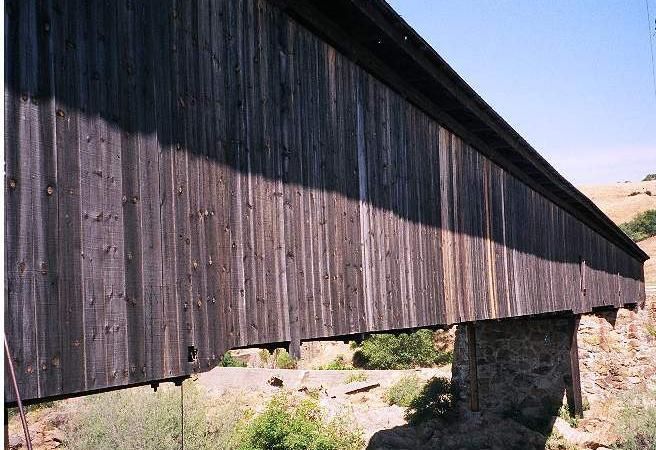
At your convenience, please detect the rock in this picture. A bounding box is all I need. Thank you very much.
[44,428,65,444]
[8,434,23,449]
[267,376,283,387]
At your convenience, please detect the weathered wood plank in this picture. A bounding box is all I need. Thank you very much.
[33,0,63,398]
[5,0,647,402]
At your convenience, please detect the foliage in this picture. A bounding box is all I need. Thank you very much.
[384,375,424,407]
[274,349,297,369]
[558,405,579,428]
[545,430,578,450]
[353,329,451,369]
[612,391,656,450]
[620,210,656,242]
[583,396,591,412]
[318,355,354,370]
[219,352,247,367]
[404,377,457,425]
[435,350,454,365]
[66,380,244,450]
[646,324,656,338]
[643,173,656,182]
[235,393,364,450]
[344,372,368,384]
[258,349,271,366]
[7,401,57,420]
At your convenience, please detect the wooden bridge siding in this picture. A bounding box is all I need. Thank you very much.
[4,0,644,402]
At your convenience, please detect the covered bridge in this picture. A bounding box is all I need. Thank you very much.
[5,0,647,404]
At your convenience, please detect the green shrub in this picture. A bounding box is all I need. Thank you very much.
[8,400,57,418]
[646,324,656,338]
[612,391,656,450]
[344,372,368,384]
[404,377,457,425]
[353,329,450,369]
[274,349,297,369]
[258,349,271,367]
[7,400,58,421]
[66,380,242,450]
[643,173,656,182]
[558,405,579,428]
[235,393,363,450]
[318,355,353,370]
[545,430,578,450]
[219,352,247,367]
[384,375,424,407]
[620,210,656,242]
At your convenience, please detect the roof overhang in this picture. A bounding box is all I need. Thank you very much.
[270,0,649,262]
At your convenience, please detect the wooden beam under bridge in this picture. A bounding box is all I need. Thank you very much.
[568,315,584,418]
[467,323,480,412]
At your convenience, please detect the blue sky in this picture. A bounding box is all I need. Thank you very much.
[387,0,656,185]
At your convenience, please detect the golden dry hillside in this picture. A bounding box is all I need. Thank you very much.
[638,235,656,285]
[579,180,656,284]
[579,180,656,224]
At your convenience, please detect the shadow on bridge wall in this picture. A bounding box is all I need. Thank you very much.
[4,0,641,278]
[367,315,582,450]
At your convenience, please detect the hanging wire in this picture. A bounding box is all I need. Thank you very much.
[646,0,656,102]
[4,337,33,450]
[180,381,184,450]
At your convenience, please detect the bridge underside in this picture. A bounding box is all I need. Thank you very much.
[4,0,646,403]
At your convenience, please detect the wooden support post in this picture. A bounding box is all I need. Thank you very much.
[568,315,583,418]
[467,323,480,412]
[288,339,301,360]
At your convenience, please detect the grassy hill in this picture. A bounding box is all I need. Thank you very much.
[579,180,656,284]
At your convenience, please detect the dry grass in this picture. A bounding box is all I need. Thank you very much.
[638,236,656,284]
[580,180,656,284]
[579,180,656,224]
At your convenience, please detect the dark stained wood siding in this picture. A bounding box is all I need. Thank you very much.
[5,0,646,402]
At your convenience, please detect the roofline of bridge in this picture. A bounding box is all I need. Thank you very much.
[270,0,649,262]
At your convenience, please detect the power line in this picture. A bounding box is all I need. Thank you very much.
[647,0,656,102]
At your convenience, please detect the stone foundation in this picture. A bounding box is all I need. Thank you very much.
[452,299,656,424]
[452,315,576,425]
[578,301,656,405]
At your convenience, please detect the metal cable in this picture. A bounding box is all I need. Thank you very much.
[180,381,184,450]
[647,0,656,102]
[4,337,33,450]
